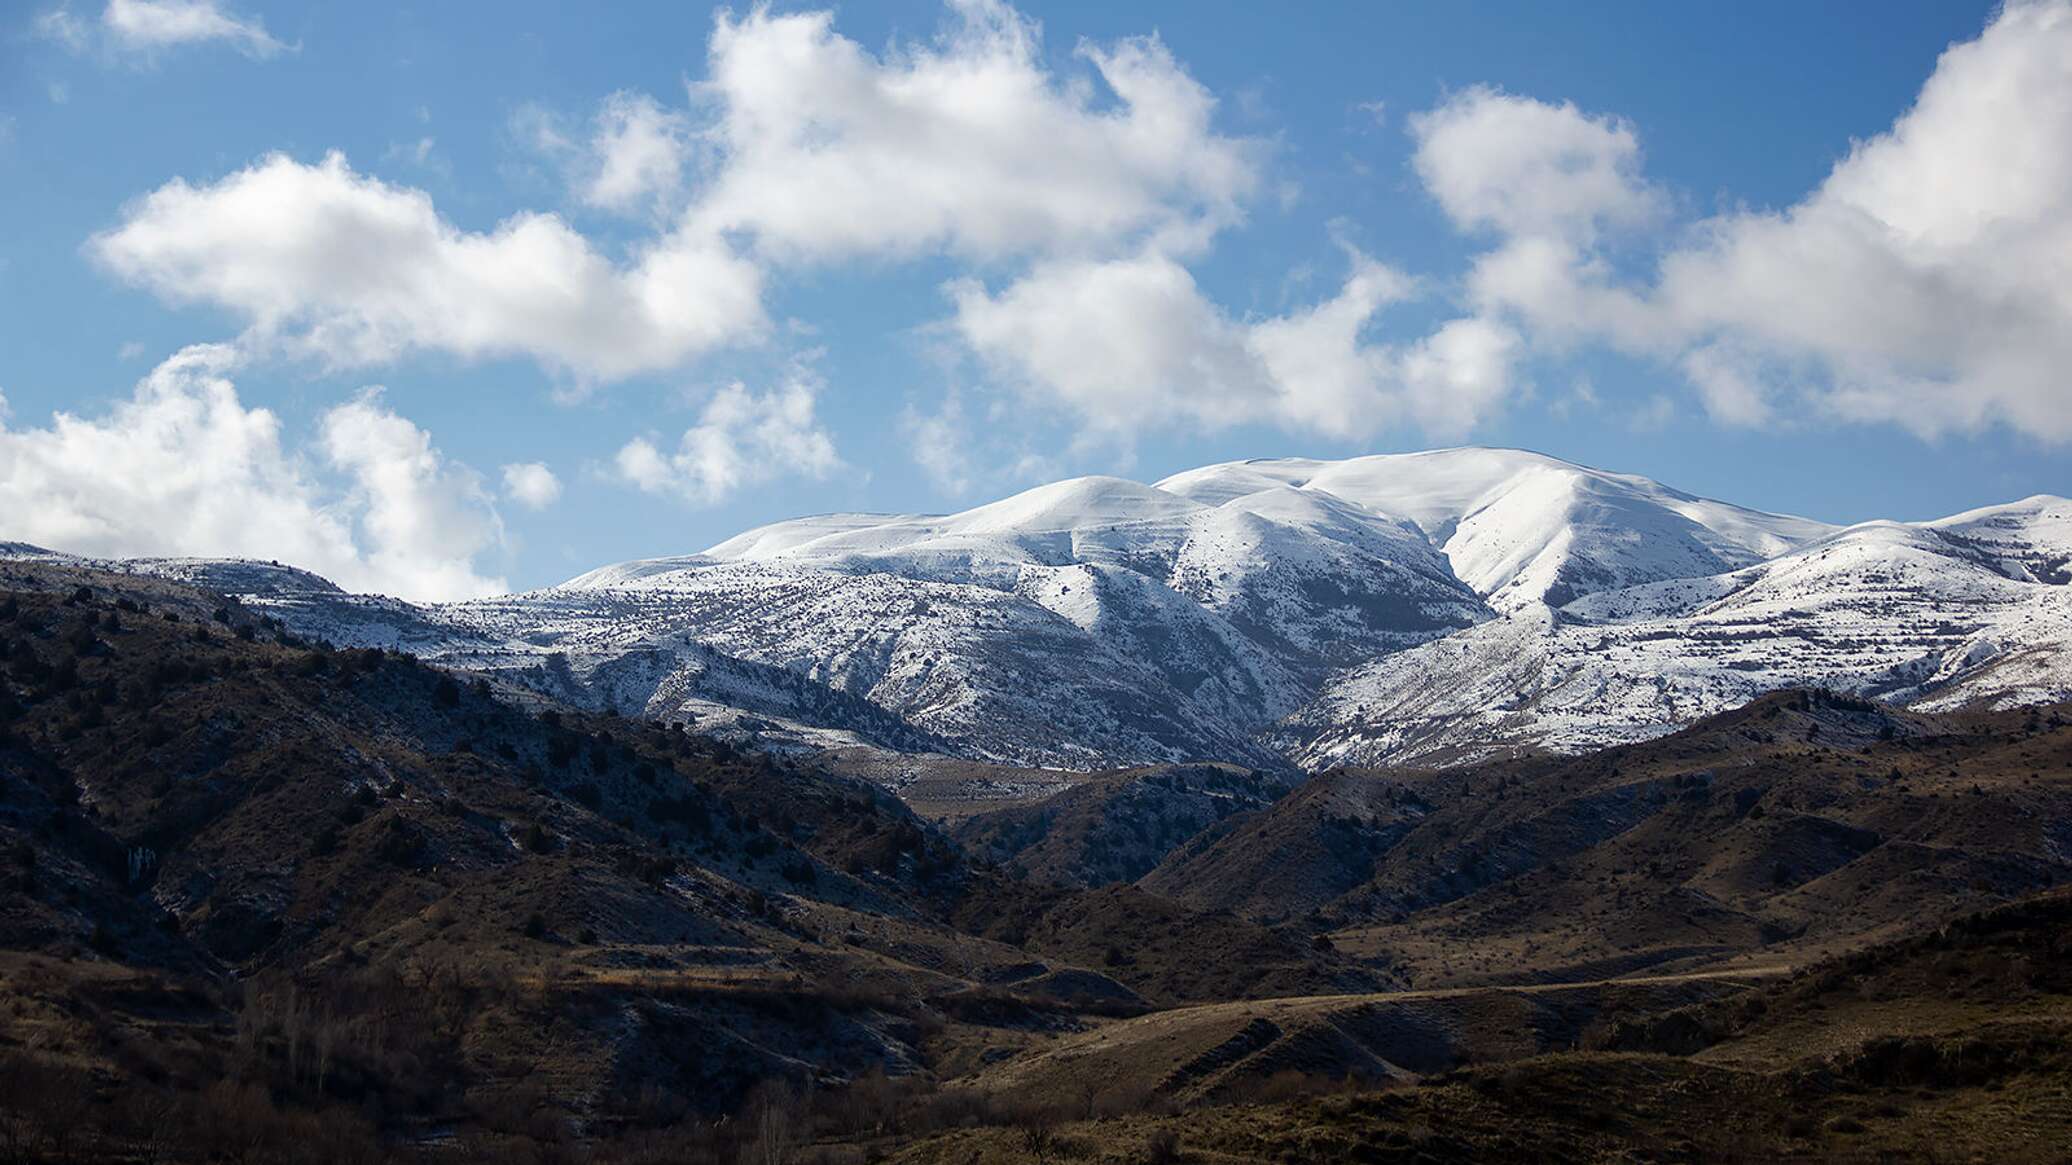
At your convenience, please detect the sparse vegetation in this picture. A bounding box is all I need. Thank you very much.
[0,563,2066,1163]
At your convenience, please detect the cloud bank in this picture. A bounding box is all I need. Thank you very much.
[0,348,505,601]
[1419,0,2072,438]
[90,152,765,383]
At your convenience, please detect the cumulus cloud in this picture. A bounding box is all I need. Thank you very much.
[950,248,1516,439]
[582,92,694,215]
[949,251,1261,432]
[0,346,505,600]
[685,0,1260,262]
[1411,86,1663,243]
[613,371,840,505]
[1415,1,2072,440]
[83,0,1256,405]
[500,462,563,510]
[1408,87,1664,354]
[318,390,507,600]
[89,151,765,382]
[657,0,1524,448]
[1654,0,2072,437]
[78,0,1284,472]
[41,0,289,60]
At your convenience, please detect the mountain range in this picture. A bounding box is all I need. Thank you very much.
[7,447,2068,781]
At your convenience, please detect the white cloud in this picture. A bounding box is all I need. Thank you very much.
[1392,316,1525,437]
[41,0,289,60]
[1411,86,1662,243]
[949,250,1263,432]
[501,461,562,509]
[582,92,693,215]
[613,371,840,504]
[1414,2,2072,441]
[1408,88,1664,353]
[105,0,284,56]
[1653,0,2072,438]
[319,390,506,600]
[80,0,1271,471]
[950,247,1517,439]
[684,0,1260,262]
[902,394,976,495]
[89,151,765,382]
[1676,344,1774,428]
[0,347,505,600]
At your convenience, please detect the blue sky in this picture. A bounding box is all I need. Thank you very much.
[2,0,2068,599]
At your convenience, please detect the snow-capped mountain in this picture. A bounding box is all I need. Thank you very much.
[1277,494,2072,768]
[11,448,2068,775]
[1156,448,1831,611]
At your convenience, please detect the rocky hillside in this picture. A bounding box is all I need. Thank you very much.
[949,762,1291,887]
[1165,689,2072,984]
[0,561,1381,1162]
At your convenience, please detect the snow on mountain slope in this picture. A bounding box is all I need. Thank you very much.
[0,544,344,596]
[1278,501,2072,768]
[586,471,1490,725]
[229,576,966,758]
[1159,448,1834,611]
[517,469,1497,765]
[1926,495,2072,584]
[10,452,2062,779]
[696,477,1200,574]
[521,449,1842,770]
[1167,489,1480,672]
[533,560,1299,767]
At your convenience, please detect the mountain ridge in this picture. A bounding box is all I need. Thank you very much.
[6,448,2067,782]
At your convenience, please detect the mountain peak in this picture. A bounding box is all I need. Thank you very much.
[10,449,2063,776]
